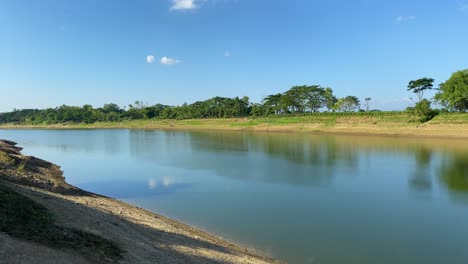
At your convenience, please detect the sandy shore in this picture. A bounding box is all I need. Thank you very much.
[1,115,467,139]
[0,140,280,264]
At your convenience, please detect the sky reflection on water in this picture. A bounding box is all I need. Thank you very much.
[1,129,467,264]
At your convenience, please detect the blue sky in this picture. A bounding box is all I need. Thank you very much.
[0,0,467,112]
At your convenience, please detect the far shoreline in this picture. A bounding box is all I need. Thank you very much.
[1,115,468,140]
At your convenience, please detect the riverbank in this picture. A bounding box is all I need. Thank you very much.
[1,113,468,139]
[0,140,279,264]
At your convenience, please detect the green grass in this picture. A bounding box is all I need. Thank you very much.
[430,113,468,124]
[240,112,412,125]
[229,120,263,127]
[0,183,123,263]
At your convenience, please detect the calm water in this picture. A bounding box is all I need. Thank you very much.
[1,129,468,264]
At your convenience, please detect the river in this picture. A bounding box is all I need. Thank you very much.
[1,129,467,264]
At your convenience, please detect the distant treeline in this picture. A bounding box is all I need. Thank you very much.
[0,86,365,124]
[1,72,466,125]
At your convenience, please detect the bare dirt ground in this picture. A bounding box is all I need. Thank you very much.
[2,119,467,139]
[0,140,280,264]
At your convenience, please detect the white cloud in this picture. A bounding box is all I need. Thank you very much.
[170,0,199,10]
[169,0,236,11]
[224,51,231,57]
[160,56,180,65]
[146,55,155,64]
[395,15,416,22]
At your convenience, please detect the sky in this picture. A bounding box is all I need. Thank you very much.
[0,0,467,112]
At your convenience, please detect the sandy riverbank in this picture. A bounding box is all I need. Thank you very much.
[0,140,279,264]
[1,114,468,139]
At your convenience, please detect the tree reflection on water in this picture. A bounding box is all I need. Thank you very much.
[439,153,468,193]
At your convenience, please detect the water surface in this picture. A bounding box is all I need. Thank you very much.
[1,129,467,264]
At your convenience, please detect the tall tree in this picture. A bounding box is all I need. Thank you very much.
[263,93,283,114]
[303,86,326,112]
[365,97,372,112]
[407,78,434,102]
[282,86,305,113]
[102,103,122,114]
[434,70,468,112]
[324,88,338,112]
[335,96,360,112]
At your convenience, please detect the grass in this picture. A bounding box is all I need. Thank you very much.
[429,113,468,124]
[0,183,123,263]
[0,152,15,166]
[16,160,26,173]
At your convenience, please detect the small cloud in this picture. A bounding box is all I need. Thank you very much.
[160,56,180,65]
[395,15,416,22]
[170,0,199,10]
[169,0,235,11]
[224,51,231,57]
[146,55,155,64]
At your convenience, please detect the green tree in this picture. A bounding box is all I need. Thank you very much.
[127,102,145,119]
[102,103,122,114]
[324,88,338,112]
[281,86,304,113]
[263,94,283,114]
[251,103,266,117]
[364,97,371,112]
[414,99,437,122]
[407,78,434,102]
[278,85,327,113]
[303,86,326,112]
[335,96,360,112]
[434,70,468,112]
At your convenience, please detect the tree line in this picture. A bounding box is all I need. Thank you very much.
[0,86,362,124]
[1,69,466,124]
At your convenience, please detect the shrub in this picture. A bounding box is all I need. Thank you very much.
[414,99,438,122]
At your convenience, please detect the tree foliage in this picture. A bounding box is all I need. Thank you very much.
[0,85,361,124]
[335,96,360,112]
[407,78,434,102]
[434,70,468,112]
[414,99,438,122]
[364,97,371,112]
[324,88,338,112]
